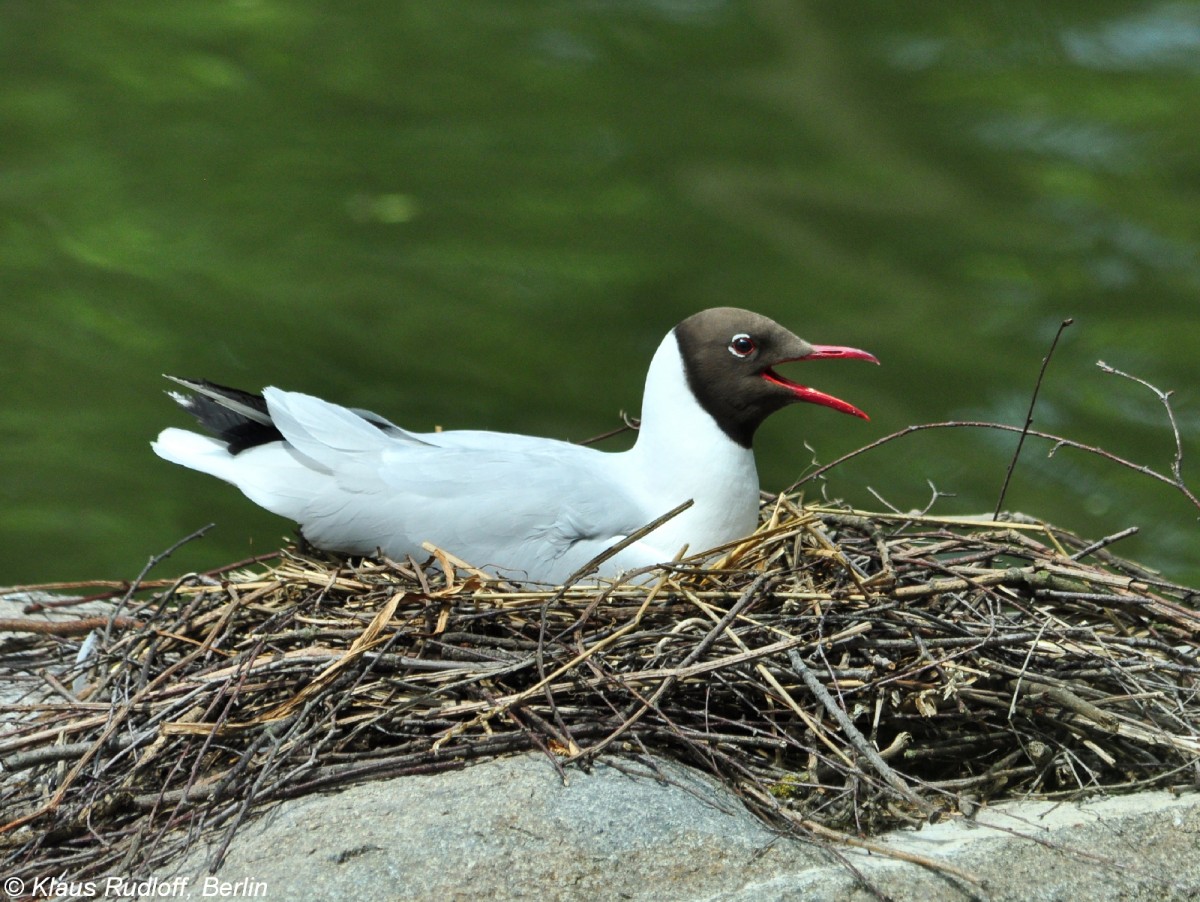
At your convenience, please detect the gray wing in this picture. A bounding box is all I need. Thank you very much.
[263,389,668,582]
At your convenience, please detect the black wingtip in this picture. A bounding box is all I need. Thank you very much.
[163,376,283,454]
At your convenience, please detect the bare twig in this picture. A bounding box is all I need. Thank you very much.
[1097,361,1200,512]
[995,318,1074,517]
[105,523,215,640]
[0,616,142,636]
[790,420,1200,516]
[788,648,936,816]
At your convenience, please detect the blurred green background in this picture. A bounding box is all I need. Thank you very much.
[3,1,1197,587]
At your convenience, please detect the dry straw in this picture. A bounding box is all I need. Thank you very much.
[2,491,1199,882]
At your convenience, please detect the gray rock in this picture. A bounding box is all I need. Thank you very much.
[151,754,820,901]
[735,788,1200,901]
[149,752,1200,902]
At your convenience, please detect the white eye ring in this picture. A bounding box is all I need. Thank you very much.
[728,333,756,358]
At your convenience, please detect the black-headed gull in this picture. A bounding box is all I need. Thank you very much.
[153,308,876,583]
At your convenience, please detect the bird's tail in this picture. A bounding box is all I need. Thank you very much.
[161,376,284,454]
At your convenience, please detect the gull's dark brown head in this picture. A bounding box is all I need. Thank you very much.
[672,307,878,448]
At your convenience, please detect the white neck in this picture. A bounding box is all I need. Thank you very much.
[622,330,760,555]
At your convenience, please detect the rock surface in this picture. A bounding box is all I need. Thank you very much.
[152,753,1200,902]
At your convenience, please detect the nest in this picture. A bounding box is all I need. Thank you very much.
[3,494,1200,883]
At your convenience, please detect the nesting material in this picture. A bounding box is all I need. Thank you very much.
[2,494,1199,881]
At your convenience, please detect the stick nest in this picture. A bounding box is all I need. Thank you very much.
[3,495,1200,881]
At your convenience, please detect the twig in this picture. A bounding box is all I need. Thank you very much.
[576,411,639,446]
[995,318,1074,517]
[791,421,1200,515]
[0,616,142,636]
[560,499,694,585]
[787,648,937,816]
[1097,361,1200,512]
[799,817,984,887]
[105,524,215,640]
[1069,526,1140,561]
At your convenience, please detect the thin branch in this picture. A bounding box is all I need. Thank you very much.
[787,648,936,816]
[995,318,1074,517]
[790,420,1200,515]
[1097,360,1192,497]
[105,523,216,640]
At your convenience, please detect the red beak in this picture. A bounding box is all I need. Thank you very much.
[762,344,879,420]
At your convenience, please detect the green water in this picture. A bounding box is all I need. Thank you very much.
[3,1,1198,587]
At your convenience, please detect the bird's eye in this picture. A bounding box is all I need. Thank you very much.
[728,334,756,358]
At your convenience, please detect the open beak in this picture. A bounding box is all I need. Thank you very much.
[762,344,879,420]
